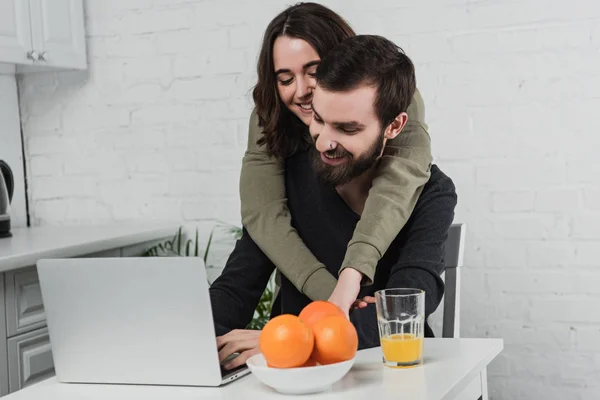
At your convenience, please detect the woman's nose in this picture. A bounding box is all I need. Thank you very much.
[296,76,313,100]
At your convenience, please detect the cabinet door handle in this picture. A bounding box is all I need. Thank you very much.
[26,51,39,61]
[38,52,47,61]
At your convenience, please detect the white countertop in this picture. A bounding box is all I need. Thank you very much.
[3,338,503,400]
[0,224,177,272]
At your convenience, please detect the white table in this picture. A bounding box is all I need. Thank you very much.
[3,338,503,400]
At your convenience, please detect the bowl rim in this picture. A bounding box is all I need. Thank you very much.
[246,353,355,371]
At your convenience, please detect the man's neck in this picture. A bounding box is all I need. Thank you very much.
[335,167,376,216]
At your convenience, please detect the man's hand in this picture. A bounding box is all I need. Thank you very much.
[327,268,363,317]
[217,329,261,370]
[351,295,376,310]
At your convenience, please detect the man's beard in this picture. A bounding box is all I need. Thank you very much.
[311,133,385,186]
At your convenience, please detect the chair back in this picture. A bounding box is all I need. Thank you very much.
[441,222,465,338]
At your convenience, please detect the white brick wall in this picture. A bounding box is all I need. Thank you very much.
[17,0,600,398]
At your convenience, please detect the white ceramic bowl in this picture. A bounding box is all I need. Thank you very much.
[246,354,355,395]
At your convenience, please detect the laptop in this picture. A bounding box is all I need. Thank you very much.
[36,257,251,387]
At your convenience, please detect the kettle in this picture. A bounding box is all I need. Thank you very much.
[0,160,14,238]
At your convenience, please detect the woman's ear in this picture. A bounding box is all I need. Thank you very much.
[384,112,409,140]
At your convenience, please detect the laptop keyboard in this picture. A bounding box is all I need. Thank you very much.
[220,353,248,379]
[220,362,247,378]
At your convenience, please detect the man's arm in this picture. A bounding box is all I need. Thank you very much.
[209,228,276,337]
[349,169,458,349]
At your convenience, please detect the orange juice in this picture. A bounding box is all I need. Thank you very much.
[380,334,423,367]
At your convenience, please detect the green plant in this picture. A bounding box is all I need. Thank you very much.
[246,276,275,330]
[143,226,201,258]
[143,224,275,330]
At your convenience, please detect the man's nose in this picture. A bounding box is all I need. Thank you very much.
[314,132,335,153]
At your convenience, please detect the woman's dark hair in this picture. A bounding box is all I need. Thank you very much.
[316,35,416,129]
[252,2,355,158]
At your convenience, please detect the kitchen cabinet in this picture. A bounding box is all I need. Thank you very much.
[0,0,87,70]
[0,0,32,65]
[5,268,46,338]
[7,327,53,392]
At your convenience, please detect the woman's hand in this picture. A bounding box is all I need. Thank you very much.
[217,329,261,370]
[327,268,363,317]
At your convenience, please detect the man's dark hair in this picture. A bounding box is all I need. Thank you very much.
[315,35,416,128]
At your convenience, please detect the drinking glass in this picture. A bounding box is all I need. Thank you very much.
[375,288,425,368]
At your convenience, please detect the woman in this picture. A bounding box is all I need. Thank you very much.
[219,3,432,369]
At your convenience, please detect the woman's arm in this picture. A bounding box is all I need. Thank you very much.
[239,109,338,301]
[330,88,433,310]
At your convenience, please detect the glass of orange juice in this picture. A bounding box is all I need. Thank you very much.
[375,288,425,368]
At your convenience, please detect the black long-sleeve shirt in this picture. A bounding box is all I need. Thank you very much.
[210,150,457,349]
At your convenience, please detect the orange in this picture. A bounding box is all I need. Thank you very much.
[300,355,318,367]
[298,300,345,329]
[311,315,358,365]
[259,314,314,368]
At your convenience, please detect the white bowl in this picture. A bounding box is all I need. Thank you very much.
[246,353,355,395]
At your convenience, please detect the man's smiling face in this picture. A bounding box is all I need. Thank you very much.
[308,83,386,186]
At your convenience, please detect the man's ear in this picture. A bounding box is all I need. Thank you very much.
[384,112,409,140]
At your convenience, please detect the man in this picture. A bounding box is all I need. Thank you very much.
[210,35,457,370]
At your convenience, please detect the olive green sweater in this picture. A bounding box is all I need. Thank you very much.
[239,88,433,301]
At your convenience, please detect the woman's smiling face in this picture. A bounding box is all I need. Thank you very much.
[272,36,321,126]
